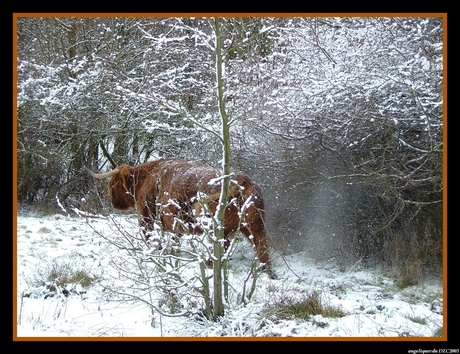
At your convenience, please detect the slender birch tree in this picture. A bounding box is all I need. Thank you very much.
[210,16,232,319]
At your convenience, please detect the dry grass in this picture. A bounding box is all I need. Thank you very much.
[263,290,346,321]
[26,259,99,292]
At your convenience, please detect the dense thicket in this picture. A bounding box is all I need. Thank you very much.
[16,16,444,277]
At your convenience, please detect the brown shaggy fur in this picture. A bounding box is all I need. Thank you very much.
[100,158,271,275]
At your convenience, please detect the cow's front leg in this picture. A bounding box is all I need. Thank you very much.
[139,215,155,239]
[138,201,164,249]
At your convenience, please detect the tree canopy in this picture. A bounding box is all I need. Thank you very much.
[16,15,444,276]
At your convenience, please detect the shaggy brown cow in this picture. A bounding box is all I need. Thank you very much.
[86,158,272,276]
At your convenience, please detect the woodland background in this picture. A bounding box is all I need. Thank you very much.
[16,16,444,279]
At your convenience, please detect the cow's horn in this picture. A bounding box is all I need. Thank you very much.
[84,165,120,179]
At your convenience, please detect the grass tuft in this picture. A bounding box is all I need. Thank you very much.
[263,290,345,321]
[26,259,100,292]
[404,314,427,325]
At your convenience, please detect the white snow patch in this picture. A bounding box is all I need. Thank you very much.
[15,211,443,339]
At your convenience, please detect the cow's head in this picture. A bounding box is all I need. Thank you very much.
[85,164,135,210]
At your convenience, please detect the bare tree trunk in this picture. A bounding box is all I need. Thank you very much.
[212,17,231,320]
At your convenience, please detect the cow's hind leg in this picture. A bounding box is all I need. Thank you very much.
[240,225,273,278]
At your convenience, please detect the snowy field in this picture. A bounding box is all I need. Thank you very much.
[15,210,444,339]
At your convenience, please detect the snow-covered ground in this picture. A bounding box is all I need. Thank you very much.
[15,210,444,339]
